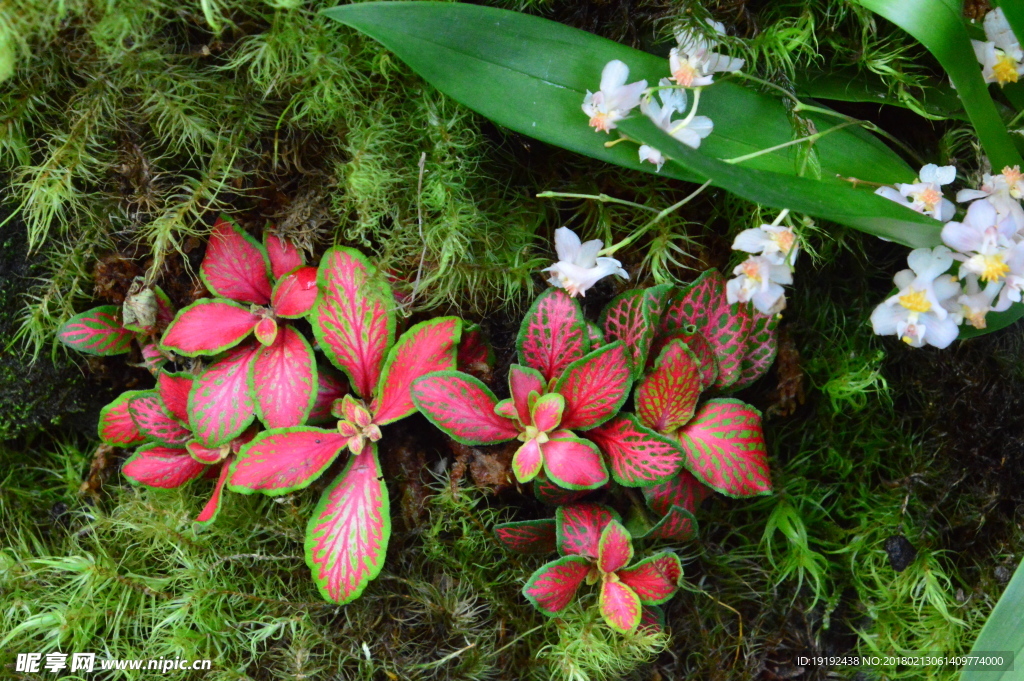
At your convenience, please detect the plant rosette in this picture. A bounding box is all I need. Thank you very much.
[100,370,251,525]
[517,502,682,633]
[225,246,461,604]
[413,288,693,494]
[157,215,320,445]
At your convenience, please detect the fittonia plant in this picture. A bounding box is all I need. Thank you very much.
[159,216,320,440]
[100,371,254,525]
[225,247,460,604]
[480,266,775,631]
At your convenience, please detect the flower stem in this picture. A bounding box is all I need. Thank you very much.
[535,191,661,214]
[669,87,703,135]
[598,180,712,256]
[722,119,862,165]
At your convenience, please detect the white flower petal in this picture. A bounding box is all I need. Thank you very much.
[924,316,960,349]
[599,60,630,92]
[732,228,772,254]
[870,303,901,336]
[552,226,582,262]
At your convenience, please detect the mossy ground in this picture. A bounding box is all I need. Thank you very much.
[2,0,1022,679]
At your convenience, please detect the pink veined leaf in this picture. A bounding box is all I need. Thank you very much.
[411,371,519,445]
[200,216,273,305]
[372,317,460,425]
[122,443,206,489]
[457,324,493,372]
[58,306,133,356]
[188,343,259,446]
[140,343,167,376]
[509,364,546,425]
[586,414,684,487]
[272,266,319,318]
[644,468,713,516]
[308,367,349,424]
[154,285,176,329]
[265,232,305,280]
[516,289,589,383]
[597,520,634,574]
[586,321,605,347]
[228,427,347,494]
[195,457,232,525]
[651,331,718,389]
[160,299,261,357]
[187,440,227,465]
[129,392,191,443]
[531,393,565,433]
[601,289,657,381]
[618,552,682,605]
[305,443,390,604]
[660,271,750,389]
[512,438,544,483]
[250,325,317,429]
[643,506,698,542]
[552,342,632,431]
[731,308,779,391]
[649,467,697,507]
[522,556,591,615]
[158,372,194,424]
[676,398,772,498]
[533,476,590,506]
[635,340,703,433]
[542,432,609,491]
[312,247,395,398]
[599,578,642,633]
[98,391,147,447]
[639,605,666,634]
[494,519,557,554]
[556,503,619,559]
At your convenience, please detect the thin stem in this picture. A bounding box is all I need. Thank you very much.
[536,191,662,214]
[408,152,429,306]
[722,120,862,165]
[603,135,634,148]
[669,87,703,135]
[770,209,791,226]
[728,72,801,106]
[599,179,712,257]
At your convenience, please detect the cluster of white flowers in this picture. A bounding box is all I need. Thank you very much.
[972,8,1024,87]
[581,20,744,169]
[874,163,957,222]
[872,165,1024,348]
[725,217,799,315]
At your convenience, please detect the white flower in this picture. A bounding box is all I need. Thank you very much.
[870,246,961,348]
[725,255,792,315]
[956,165,1024,231]
[732,224,798,266]
[874,163,956,221]
[958,274,1001,329]
[582,60,647,133]
[971,8,1024,86]
[542,227,628,297]
[637,79,714,169]
[942,198,1020,283]
[669,20,745,88]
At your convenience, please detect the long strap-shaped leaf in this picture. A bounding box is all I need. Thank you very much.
[617,115,942,247]
[325,2,946,246]
[855,0,1022,170]
[960,558,1024,680]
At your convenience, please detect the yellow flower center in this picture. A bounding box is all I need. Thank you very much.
[914,187,941,210]
[978,253,1010,282]
[963,305,988,330]
[1002,166,1023,186]
[898,289,931,313]
[589,112,613,133]
[993,52,1019,85]
[672,63,697,87]
[741,259,762,281]
[771,229,796,253]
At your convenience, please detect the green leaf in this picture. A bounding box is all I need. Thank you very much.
[795,68,969,121]
[854,0,1022,170]
[324,2,946,244]
[618,114,943,247]
[960,559,1024,681]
